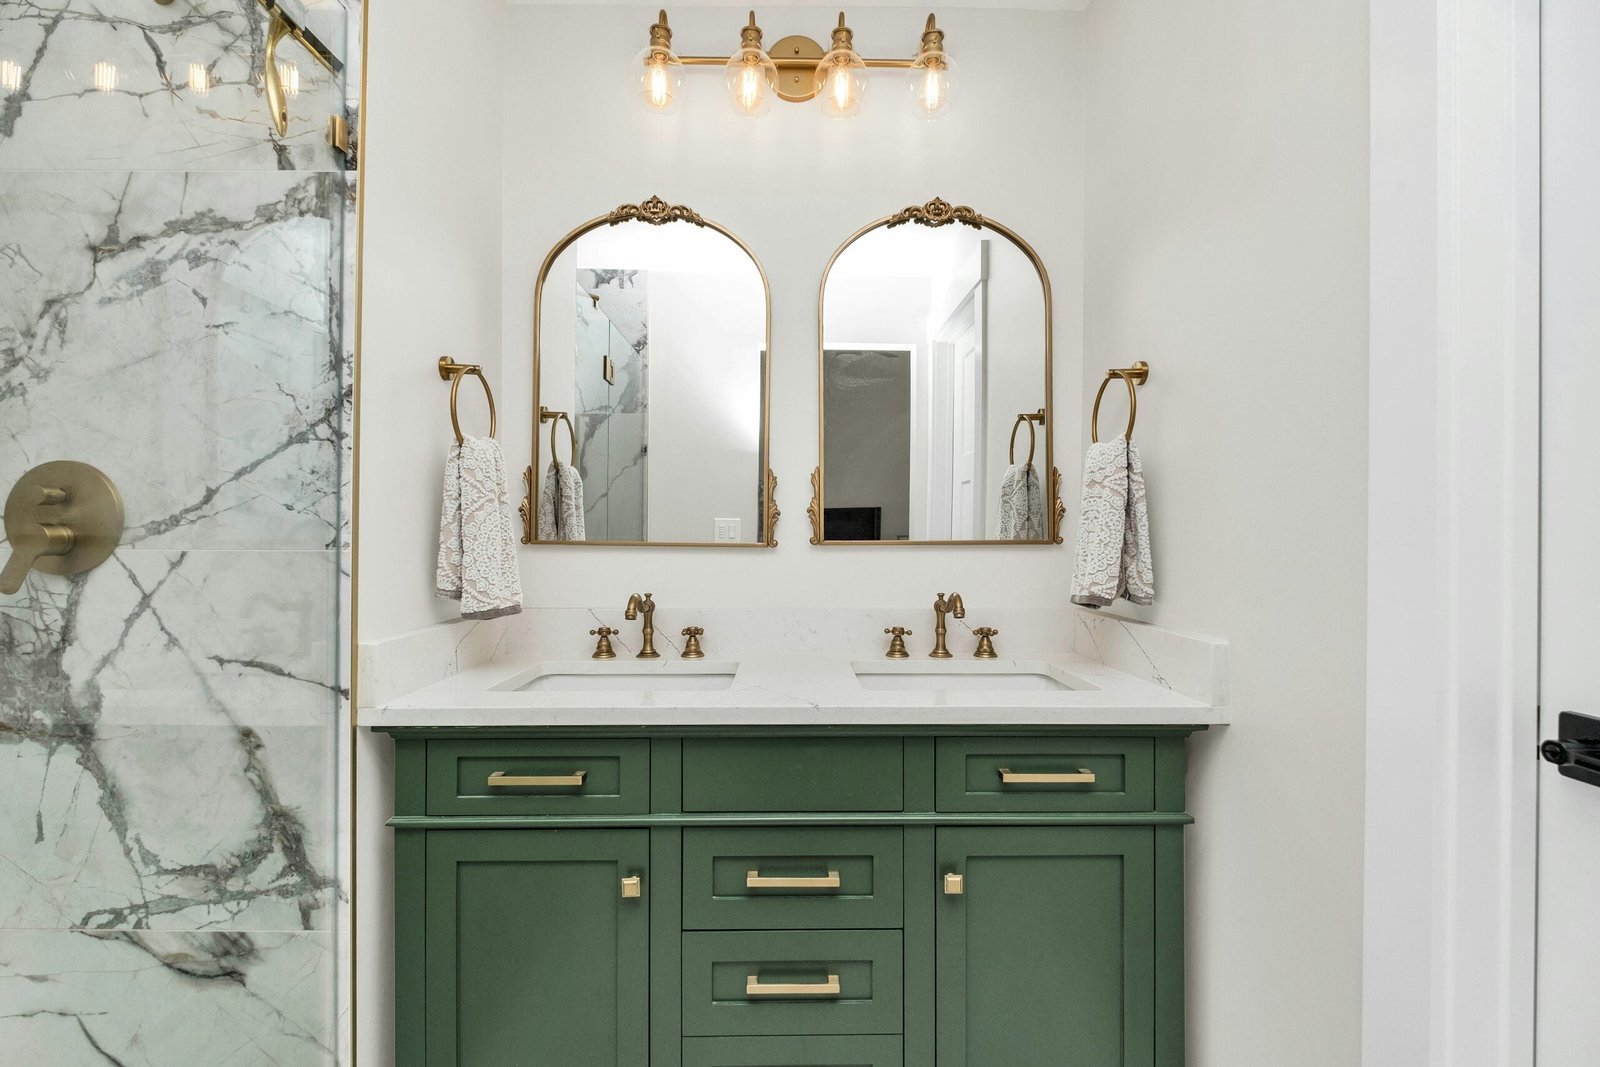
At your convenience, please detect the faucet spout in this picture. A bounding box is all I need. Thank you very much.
[624,592,660,659]
[930,591,965,658]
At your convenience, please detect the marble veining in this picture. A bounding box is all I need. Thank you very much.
[0,1,353,1058]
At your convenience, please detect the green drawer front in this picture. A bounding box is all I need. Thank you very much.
[682,930,903,1037]
[682,738,904,812]
[935,737,1155,812]
[683,1035,904,1066]
[683,827,904,930]
[426,738,650,816]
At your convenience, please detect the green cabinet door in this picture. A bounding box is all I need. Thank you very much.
[423,829,650,1066]
[936,826,1156,1067]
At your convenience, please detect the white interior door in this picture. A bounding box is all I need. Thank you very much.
[938,287,985,539]
[1537,1,1600,1060]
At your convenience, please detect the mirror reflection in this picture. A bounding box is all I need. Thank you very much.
[532,203,771,545]
[818,206,1054,543]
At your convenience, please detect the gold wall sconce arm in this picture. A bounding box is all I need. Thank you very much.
[1,461,124,596]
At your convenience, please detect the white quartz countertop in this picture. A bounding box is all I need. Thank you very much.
[359,653,1229,729]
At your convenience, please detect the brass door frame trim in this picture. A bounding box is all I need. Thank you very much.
[812,198,1064,546]
[525,196,777,548]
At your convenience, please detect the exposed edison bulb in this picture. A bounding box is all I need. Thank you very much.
[907,51,958,119]
[814,14,867,119]
[633,10,685,114]
[723,13,777,118]
[906,15,957,119]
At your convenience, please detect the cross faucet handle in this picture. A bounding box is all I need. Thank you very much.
[883,626,914,659]
[589,626,618,660]
[973,626,1000,660]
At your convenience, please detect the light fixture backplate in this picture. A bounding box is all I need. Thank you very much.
[768,34,825,102]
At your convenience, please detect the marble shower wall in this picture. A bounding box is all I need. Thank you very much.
[0,1,351,1062]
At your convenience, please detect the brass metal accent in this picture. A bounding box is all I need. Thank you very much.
[807,467,823,544]
[606,195,705,228]
[745,869,842,890]
[255,1,341,138]
[883,626,913,659]
[666,9,919,104]
[815,200,1059,546]
[1009,410,1045,466]
[765,470,780,547]
[680,627,705,659]
[263,11,293,138]
[1091,361,1150,443]
[886,196,985,230]
[746,973,842,998]
[621,874,642,899]
[327,113,350,154]
[998,767,1097,785]
[527,198,773,546]
[625,592,660,659]
[589,627,618,659]
[486,770,588,788]
[943,872,965,895]
[972,627,999,659]
[539,406,577,466]
[1,461,124,596]
[439,357,497,444]
[930,592,966,659]
[1050,467,1066,544]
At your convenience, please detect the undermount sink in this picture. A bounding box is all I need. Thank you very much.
[515,667,738,693]
[852,664,1077,692]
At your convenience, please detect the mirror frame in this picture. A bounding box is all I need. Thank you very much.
[522,196,778,548]
[809,197,1063,546]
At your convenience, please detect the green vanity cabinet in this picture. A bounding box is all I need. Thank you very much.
[388,728,1198,1066]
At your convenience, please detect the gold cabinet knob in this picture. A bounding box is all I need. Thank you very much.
[943,872,965,896]
[620,875,642,899]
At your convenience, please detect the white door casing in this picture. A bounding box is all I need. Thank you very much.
[1535,2,1600,1060]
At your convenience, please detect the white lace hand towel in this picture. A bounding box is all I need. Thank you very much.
[536,461,587,542]
[1070,437,1154,607]
[995,463,1047,540]
[435,435,523,619]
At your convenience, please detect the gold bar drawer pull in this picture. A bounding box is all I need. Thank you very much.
[486,770,587,788]
[997,767,1096,785]
[745,973,842,998]
[745,869,842,890]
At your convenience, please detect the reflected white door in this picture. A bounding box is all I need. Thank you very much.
[938,287,986,539]
[1537,2,1600,1060]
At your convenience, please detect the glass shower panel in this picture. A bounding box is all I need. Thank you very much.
[0,1,351,1062]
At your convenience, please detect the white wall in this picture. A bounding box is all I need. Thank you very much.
[355,2,506,1063]
[500,3,1086,603]
[1083,3,1368,1065]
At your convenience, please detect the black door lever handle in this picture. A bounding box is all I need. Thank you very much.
[1542,711,1600,788]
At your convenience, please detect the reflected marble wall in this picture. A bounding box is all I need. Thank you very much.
[0,1,351,1062]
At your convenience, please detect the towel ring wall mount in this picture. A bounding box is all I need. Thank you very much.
[1090,361,1150,443]
[438,356,497,445]
[1009,410,1046,466]
[539,406,578,467]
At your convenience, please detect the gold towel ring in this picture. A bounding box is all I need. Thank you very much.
[1009,410,1043,466]
[540,406,577,466]
[1090,361,1150,443]
[438,357,496,445]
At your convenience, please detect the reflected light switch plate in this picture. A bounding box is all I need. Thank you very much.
[713,518,740,542]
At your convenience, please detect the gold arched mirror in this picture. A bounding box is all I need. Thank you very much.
[810,198,1062,545]
[524,196,777,546]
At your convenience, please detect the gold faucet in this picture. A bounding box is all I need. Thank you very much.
[624,592,660,659]
[930,592,966,658]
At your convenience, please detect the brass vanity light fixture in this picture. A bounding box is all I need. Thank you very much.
[637,10,957,118]
[254,0,342,137]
